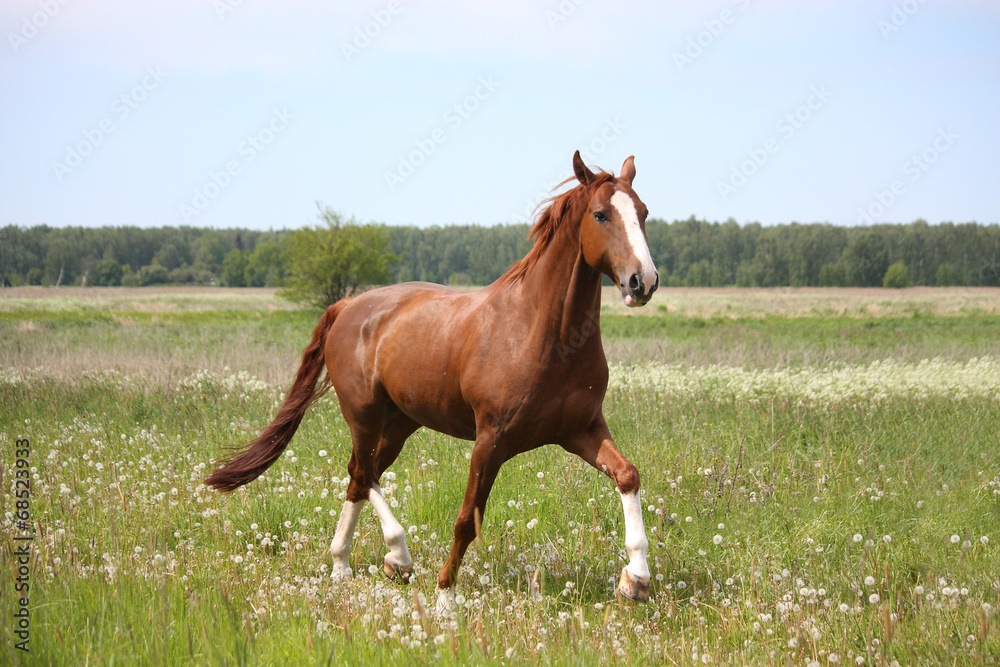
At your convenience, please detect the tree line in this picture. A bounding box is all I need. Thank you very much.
[1,217,998,290]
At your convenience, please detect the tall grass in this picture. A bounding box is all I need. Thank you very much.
[3,307,999,385]
[2,289,999,664]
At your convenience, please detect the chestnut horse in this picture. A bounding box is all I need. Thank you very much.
[206,151,659,602]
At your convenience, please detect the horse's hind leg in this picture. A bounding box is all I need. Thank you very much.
[329,497,364,581]
[329,408,419,583]
[371,410,419,582]
[328,414,381,581]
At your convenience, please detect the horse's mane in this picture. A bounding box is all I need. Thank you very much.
[499,170,615,286]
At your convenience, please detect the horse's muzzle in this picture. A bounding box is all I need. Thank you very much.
[621,271,658,307]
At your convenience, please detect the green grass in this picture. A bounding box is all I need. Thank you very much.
[4,309,999,388]
[601,313,1000,367]
[2,290,1000,664]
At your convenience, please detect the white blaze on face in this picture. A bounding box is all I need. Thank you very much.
[610,190,657,305]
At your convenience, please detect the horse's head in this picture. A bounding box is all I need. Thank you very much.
[573,151,659,307]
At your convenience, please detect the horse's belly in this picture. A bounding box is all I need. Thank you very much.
[384,371,477,440]
[378,338,477,440]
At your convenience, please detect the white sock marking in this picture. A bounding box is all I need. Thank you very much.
[369,483,412,568]
[619,489,650,581]
[329,499,363,578]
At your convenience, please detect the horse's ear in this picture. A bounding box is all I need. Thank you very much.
[620,155,636,185]
[572,150,595,185]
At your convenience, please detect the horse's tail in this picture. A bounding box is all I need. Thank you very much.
[204,299,350,492]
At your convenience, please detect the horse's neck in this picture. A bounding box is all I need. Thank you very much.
[514,221,603,347]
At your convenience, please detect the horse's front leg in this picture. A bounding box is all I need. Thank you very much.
[436,430,505,606]
[561,415,651,602]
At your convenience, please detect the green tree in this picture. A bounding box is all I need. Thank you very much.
[138,261,169,285]
[279,208,398,308]
[818,262,848,287]
[244,240,285,287]
[222,249,248,287]
[45,236,77,286]
[843,231,889,287]
[154,243,184,270]
[121,264,141,287]
[193,232,228,275]
[935,263,962,286]
[883,261,909,288]
[684,259,714,286]
[95,259,124,286]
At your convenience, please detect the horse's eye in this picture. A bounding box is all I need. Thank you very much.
[594,211,607,223]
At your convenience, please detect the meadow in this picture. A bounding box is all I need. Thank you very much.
[2,286,999,665]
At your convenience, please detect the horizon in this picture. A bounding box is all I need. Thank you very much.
[6,216,997,234]
[2,1,998,231]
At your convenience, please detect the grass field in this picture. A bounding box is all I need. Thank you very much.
[2,287,999,665]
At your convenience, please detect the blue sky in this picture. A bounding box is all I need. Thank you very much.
[1,0,997,230]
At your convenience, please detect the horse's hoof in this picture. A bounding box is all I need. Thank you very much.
[330,565,353,582]
[383,560,413,584]
[434,587,455,617]
[616,568,650,603]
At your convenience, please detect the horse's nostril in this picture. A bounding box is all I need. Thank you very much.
[628,274,641,291]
